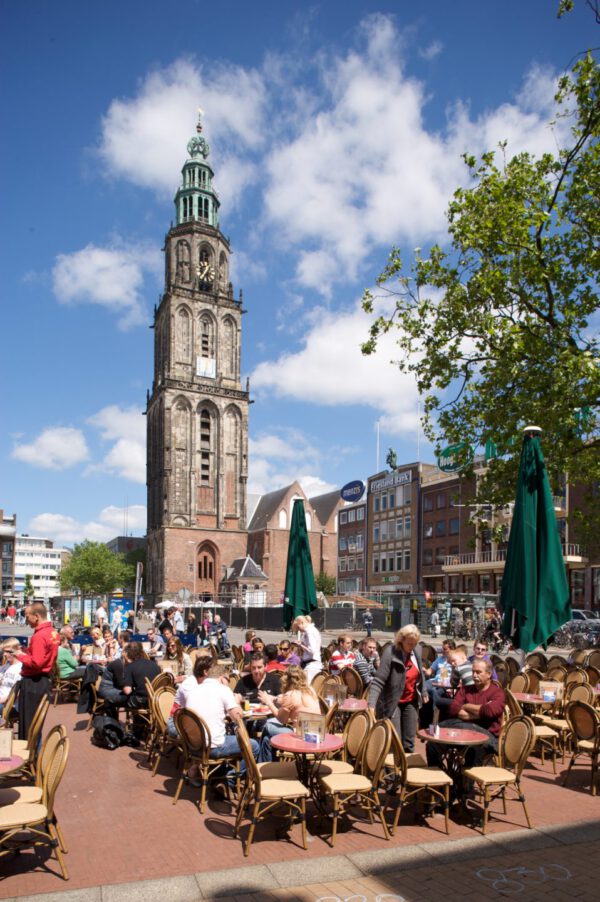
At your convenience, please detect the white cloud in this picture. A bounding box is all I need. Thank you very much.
[248,428,336,497]
[52,242,160,330]
[12,427,89,470]
[87,405,146,484]
[419,40,443,61]
[29,505,147,545]
[98,58,267,209]
[251,299,420,436]
[262,15,569,293]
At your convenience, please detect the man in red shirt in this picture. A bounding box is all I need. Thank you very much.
[11,602,60,739]
[427,659,505,768]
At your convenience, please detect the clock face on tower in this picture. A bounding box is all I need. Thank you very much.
[197,260,215,282]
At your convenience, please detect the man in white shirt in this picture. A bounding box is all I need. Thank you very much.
[173,606,185,635]
[95,602,108,628]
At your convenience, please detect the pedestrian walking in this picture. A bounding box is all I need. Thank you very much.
[362,608,373,637]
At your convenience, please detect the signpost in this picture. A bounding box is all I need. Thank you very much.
[437,442,474,473]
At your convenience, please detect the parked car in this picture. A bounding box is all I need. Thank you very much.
[571,609,595,621]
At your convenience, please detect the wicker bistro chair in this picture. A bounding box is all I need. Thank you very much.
[11,695,50,781]
[584,666,600,688]
[384,720,453,836]
[570,649,588,667]
[565,668,588,688]
[509,673,530,694]
[318,718,392,848]
[51,662,82,707]
[172,708,241,812]
[546,666,567,684]
[0,735,70,880]
[0,725,68,851]
[505,657,521,680]
[563,701,600,796]
[0,683,19,732]
[340,667,364,699]
[546,655,568,672]
[233,720,310,857]
[85,678,108,732]
[151,671,176,692]
[310,671,330,696]
[586,650,600,671]
[504,689,559,772]
[525,652,547,672]
[148,687,179,776]
[463,715,536,835]
[524,668,543,695]
[316,709,373,782]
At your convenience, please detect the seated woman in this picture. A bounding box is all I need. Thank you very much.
[102,625,118,661]
[163,636,192,682]
[0,638,23,716]
[257,665,321,762]
[56,633,86,682]
[80,627,107,663]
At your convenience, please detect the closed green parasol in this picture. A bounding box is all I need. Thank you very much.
[283,498,317,630]
[501,426,571,652]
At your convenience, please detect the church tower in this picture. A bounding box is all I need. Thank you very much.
[146,114,250,604]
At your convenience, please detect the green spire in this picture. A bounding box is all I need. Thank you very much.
[174,109,220,228]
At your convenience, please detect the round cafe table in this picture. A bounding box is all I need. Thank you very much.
[417,727,489,804]
[338,698,368,713]
[0,755,24,777]
[272,732,344,787]
[512,692,545,705]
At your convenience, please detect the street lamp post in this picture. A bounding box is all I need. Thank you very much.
[187,541,197,604]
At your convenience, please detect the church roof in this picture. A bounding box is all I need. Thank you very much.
[309,489,342,528]
[247,483,298,531]
[224,556,267,581]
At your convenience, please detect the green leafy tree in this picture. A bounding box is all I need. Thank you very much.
[23,573,34,601]
[59,540,134,599]
[362,54,599,539]
[315,571,337,596]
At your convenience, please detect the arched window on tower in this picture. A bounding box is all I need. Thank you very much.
[196,314,216,378]
[175,307,191,363]
[196,406,216,513]
[278,509,287,529]
[223,406,241,516]
[222,316,236,378]
[172,399,191,517]
[175,240,191,283]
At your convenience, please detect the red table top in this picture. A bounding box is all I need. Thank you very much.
[417,727,489,746]
[272,732,344,754]
[339,698,368,712]
[0,754,24,775]
[513,692,545,703]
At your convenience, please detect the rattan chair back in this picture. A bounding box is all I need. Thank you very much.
[504,688,524,718]
[509,673,529,694]
[586,650,600,671]
[236,718,261,790]
[498,715,535,776]
[567,683,595,705]
[546,655,568,672]
[565,668,588,687]
[340,667,364,698]
[174,708,211,762]
[546,666,566,683]
[324,702,339,733]
[43,735,70,818]
[152,671,175,691]
[359,720,391,786]
[525,652,547,672]
[321,675,342,699]
[36,724,67,789]
[525,668,543,694]
[1,683,18,728]
[311,671,330,695]
[571,649,587,666]
[343,710,371,764]
[565,700,600,743]
[505,656,521,679]
[494,662,510,687]
[584,666,600,688]
[155,686,176,727]
[420,644,437,667]
[26,694,50,753]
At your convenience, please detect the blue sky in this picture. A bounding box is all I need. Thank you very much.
[1,0,593,547]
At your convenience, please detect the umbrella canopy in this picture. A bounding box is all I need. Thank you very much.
[500,427,570,652]
[283,498,318,630]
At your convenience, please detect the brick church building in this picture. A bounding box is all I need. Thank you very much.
[146,116,340,605]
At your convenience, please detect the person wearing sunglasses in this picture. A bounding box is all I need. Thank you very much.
[276,641,301,666]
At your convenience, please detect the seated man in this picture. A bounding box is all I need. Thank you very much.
[428,659,505,768]
[146,626,165,657]
[98,654,127,718]
[423,639,456,690]
[167,655,214,737]
[175,661,259,785]
[353,638,380,686]
[264,644,286,673]
[235,652,281,702]
[329,634,356,674]
[428,646,474,721]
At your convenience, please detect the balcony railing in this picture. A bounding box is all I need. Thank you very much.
[444,543,585,568]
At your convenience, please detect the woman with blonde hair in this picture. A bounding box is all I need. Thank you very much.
[367,624,426,753]
[257,664,321,762]
[81,627,107,662]
[292,614,322,683]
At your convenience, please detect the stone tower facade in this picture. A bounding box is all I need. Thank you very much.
[146,115,250,604]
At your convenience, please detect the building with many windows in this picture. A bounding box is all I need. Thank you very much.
[337,500,367,594]
[14,535,69,602]
[1,510,16,599]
